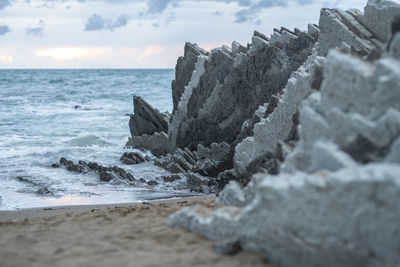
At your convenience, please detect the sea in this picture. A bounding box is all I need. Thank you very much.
[0,69,194,210]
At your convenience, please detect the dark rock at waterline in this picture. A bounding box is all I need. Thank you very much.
[99,170,113,182]
[147,180,159,186]
[36,186,52,195]
[161,174,182,183]
[139,178,146,183]
[56,157,139,184]
[120,152,150,165]
[128,96,169,137]
[51,163,60,168]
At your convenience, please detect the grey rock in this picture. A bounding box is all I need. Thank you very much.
[169,164,400,267]
[129,96,169,137]
[318,7,384,56]
[120,152,149,165]
[362,0,400,43]
[284,49,400,173]
[172,43,207,114]
[169,29,316,152]
[147,180,159,186]
[215,181,246,207]
[99,170,114,182]
[389,32,400,59]
[234,50,323,177]
[126,131,169,157]
[161,174,182,182]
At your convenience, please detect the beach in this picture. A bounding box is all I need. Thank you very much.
[0,196,271,267]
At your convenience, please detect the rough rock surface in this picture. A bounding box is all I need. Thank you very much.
[171,43,207,114]
[128,96,169,137]
[154,142,231,193]
[126,131,170,157]
[170,164,400,267]
[233,48,324,177]
[283,49,400,173]
[169,1,400,266]
[169,29,317,151]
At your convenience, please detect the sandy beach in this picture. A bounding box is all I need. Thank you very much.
[0,196,272,267]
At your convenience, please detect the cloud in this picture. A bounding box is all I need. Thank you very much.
[0,54,13,63]
[26,20,45,36]
[36,46,113,60]
[84,14,130,31]
[234,0,316,23]
[0,24,10,36]
[0,0,11,10]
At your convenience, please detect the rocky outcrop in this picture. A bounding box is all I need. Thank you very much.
[168,28,317,152]
[128,96,169,137]
[170,164,400,267]
[154,142,231,193]
[120,152,150,165]
[233,48,324,178]
[283,49,400,173]
[169,1,400,266]
[126,131,170,157]
[171,43,207,114]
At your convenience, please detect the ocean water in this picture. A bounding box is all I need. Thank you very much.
[0,69,194,211]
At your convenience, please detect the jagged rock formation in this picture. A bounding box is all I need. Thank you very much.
[233,48,324,178]
[128,96,169,137]
[170,164,400,267]
[169,1,400,266]
[126,131,169,157]
[153,142,231,192]
[171,43,207,114]
[168,27,317,152]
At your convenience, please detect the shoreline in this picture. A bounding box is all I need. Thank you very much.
[0,195,271,267]
[0,195,210,223]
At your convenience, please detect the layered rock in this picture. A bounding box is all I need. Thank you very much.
[154,142,231,193]
[128,96,169,137]
[170,164,400,267]
[233,48,324,178]
[168,28,317,152]
[171,43,207,114]
[283,49,400,173]
[169,1,400,266]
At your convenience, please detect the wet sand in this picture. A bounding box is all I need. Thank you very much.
[0,196,273,267]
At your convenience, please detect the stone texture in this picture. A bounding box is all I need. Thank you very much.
[233,50,323,177]
[169,164,400,267]
[169,29,317,152]
[169,6,400,265]
[283,50,400,173]
[362,0,400,43]
[318,8,384,56]
[126,131,170,157]
[129,96,169,137]
[171,43,207,114]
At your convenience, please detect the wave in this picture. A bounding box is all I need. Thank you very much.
[64,134,113,147]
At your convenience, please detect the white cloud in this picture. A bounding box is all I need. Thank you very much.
[36,47,114,60]
[0,54,13,63]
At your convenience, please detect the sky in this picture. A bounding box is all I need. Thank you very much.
[0,0,380,68]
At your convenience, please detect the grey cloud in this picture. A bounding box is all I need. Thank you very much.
[84,14,130,31]
[234,0,316,23]
[0,24,10,35]
[26,20,45,36]
[0,0,11,10]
